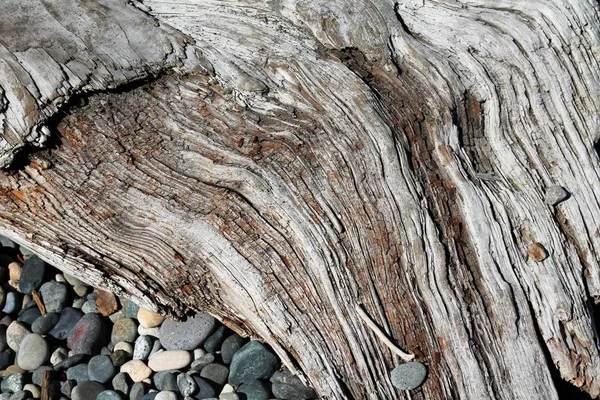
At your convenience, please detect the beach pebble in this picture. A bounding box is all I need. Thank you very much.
[97,390,122,400]
[221,334,244,365]
[120,360,152,382]
[154,391,177,400]
[159,314,216,351]
[18,256,46,294]
[148,350,192,372]
[111,373,130,397]
[137,309,165,329]
[31,313,59,335]
[114,342,134,356]
[16,334,49,370]
[133,336,152,360]
[228,341,278,386]
[67,313,105,355]
[39,282,68,313]
[1,373,24,393]
[237,380,270,400]
[48,308,84,340]
[88,355,116,383]
[112,318,138,344]
[270,371,317,400]
[176,373,197,396]
[6,322,31,352]
[390,361,428,390]
[71,381,105,400]
[200,364,228,386]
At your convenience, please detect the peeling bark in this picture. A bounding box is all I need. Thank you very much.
[2,0,600,399]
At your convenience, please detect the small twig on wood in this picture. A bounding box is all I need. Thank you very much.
[31,290,46,315]
[354,303,415,362]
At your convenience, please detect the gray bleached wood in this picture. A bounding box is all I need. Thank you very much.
[1,0,600,399]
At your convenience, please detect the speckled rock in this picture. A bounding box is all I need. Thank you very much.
[237,380,270,400]
[6,322,31,352]
[133,336,152,361]
[228,341,278,386]
[111,372,130,397]
[39,282,68,313]
[96,390,122,400]
[159,313,216,351]
[111,318,138,344]
[1,373,24,394]
[67,313,105,355]
[390,361,428,390]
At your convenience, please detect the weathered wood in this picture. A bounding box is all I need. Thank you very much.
[2,0,600,399]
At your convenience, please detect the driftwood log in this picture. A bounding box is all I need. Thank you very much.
[1,0,600,398]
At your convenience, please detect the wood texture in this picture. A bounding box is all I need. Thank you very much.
[2,0,600,399]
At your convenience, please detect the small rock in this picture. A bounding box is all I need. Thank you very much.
[8,390,29,400]
[49,348,68,366]
[110,350,130,368]
[0,373,24,394]
[60,380,76,397]
[0,350,15,370]
[177,373,197,396]
[190,376,216,399]
[221,334,244,365]
[137,309,165,329]
[148,350,192,372]
[2,293,21,315]
[72,298,86,309]
[529,242,549,262]
[55,274,66,283]
[544,186,570,206]
[203,326,228,353]
[190,353,215,372]
[73,285,89,298]
[53,354,87,371]
[16,308,41,325]
[228,341,279,386]
[16,334,49,370]
[81,300,99,314]
[270,371,317,400]
[159,313,216,351]
[8,263,21,284]
[149,339,163,357]
[31,366,52,386]
[71,381,105,400]
[88,355,116,383]
[120,360,152,382]
[39,282,68,313]
[23,384,40,399]
[220,384,234,394]
[66,364,89,383]
[63,274,87,288]
[219,394,238,400]
[114,342,134,356]
[111,318,138,344]
[138,326,160,338]
[129,382,148,400]
[111,373,130,397]
[133,336,152,360]
[18,256,46,294]
[31,313,60,335]
[67,313,105,355]
[95,289,119,317]
[237,380,270,400]
[108,310,126,323]
[200,364,228,386]
[153,372,178,391]
[0,325,7,352]
[154,391,177,400]
[48,308,84,340]
[124,300,140,319]
[193,349,205,360]
[6,322,31,352]
[390,361,428,390]
[96,390,122,400]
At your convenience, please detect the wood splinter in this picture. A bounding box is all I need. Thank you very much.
[355,303,415,362]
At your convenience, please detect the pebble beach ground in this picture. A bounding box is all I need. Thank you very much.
[0,237,317,400]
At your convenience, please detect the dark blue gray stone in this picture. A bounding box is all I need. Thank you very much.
[270,371,317,400]
[48,308,84,340]
[203,326,228,353]
[31,366,53,386]
[88,355,116,383]
[111,373,130,397]
[237,380,270,400]
[39,282,69,313]
[53,354,87,371]
[71,381,105,400]
[153,371,178,391]
[0,325,7,352]
[129,382,148,400]
[60,380,76,397]
[18,256,46,294]
[177,373,197,396]
[66,363,89,384]
[190,353,215,372]
[228,341,279,386]
[390,362,427,390]
[2,293,20,315]
[0,350,14,370]
[221,334,244,365]
[31,313,60,335]
[200,364,228,386]
[16,308,41,325]
[190,376,216,400]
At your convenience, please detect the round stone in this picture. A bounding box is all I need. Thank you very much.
[111,373,130,397]
[81,300,99,314]
[137,309,165,329]
[190,353,215,372]
[8,263,21,284]
[203,326,228,353]
[71,381,105,400]
[49,347,68,366]
[31,313,60,335]
[23,383,40,398]
[2,365,25,377]
[48,308,84,340]
[129,382,148,400]
[133,336,152,360]
[221,334,244,365]
[114,342,134,356]
[88,355,116,383]
[237,380,270,400]
[110,350,130,368]
[199,364,228,386]
[39,282,68,313]
[219,394,239,400]
[190,376,216,399]
[123,300,139,319]
[228,341,279,386]
[18,256,46,294]
[67,313,105,355]
[176,373,197,396]
[390,361,428,390]
[16,308,41,325]
[120,360,152,382]
[544,185,570,206]
[73,285,89,297]
[270,371,317,400]
[2,292,20,315]
[95,289,119,317]
[66,363,89,383]
[6,322,31,352]
[153,372,178,391]
[111,318,138,344]
[96,390,122,400]
[154,391,177,400]
[148,350,192,372]
[16,334,49,370]
[159,313,216,351]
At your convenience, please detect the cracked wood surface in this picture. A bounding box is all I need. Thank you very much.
[2,0,600,399]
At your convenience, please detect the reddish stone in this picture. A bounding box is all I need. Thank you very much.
[95,288,119,317]
[67,313,105,355]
